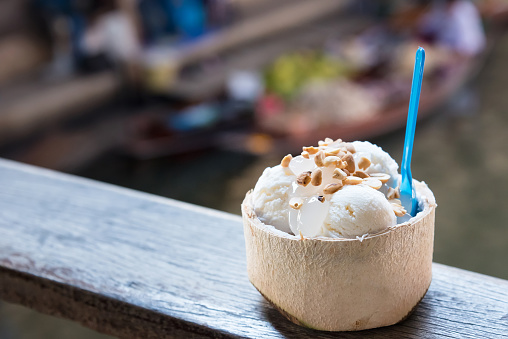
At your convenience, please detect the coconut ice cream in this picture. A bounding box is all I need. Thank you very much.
[325,185,396,238]
[251,138,405,239]
[242,137,436,331]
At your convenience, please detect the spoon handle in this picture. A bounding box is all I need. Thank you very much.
[401,47,425,216]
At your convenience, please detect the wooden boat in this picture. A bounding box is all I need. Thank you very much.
[262,52,486,153]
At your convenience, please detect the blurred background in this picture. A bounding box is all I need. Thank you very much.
[0,0,508,337]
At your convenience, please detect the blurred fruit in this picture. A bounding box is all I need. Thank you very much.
[264,51,350,99]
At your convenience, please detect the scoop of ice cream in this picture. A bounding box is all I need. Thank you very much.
[324,185,396,238]
[252,165,295,234]
[351,141,399,187]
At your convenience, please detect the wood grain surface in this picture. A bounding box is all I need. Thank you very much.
[0,158,507,338]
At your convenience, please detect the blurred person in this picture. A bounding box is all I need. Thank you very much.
[169,0,206,38]
[34,0,142,75]
[81,0,141,72]
[79,0,143,102]
[138,0,207,43]
[419,0,486,56]
[138,0,177,44]
[33,0,87,71]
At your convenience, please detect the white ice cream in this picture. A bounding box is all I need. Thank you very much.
[252,165,295,234]
[251,139,401,238]
[351,141,399,188]
[324,185,396,238]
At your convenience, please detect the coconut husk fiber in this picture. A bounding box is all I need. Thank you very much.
[242,181,436,331]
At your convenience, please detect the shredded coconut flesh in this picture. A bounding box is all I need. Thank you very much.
[252,138,407,238]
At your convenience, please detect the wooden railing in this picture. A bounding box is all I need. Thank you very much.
[0,158,507,338]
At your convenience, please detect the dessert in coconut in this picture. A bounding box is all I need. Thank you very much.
[241,138,436,331]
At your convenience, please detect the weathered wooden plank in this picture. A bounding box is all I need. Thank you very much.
[0,158,507,338]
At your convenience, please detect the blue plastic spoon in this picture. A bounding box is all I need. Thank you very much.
[400,47,425,217]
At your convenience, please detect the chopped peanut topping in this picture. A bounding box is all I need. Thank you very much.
[324,156,340,167]
[345,144,356,153]
[289,197,304,209]
[302,146,319,154]
[386,187,401,200]
[342,154,355,173]
[311,169,323,186]
[363,178,382,190]
[314,151,325,167]
[325,148,341,156]
[391,202,406,217]
[358,157,371,170]
[281,154,292,168]
[324,182,343,194]
[287,138,398,205]
[296,171,312,186]
[336,160,346,169]
[332,168,347,180]
[354,170,369,179]
[344,176,363,185]
[369,173,391,183]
